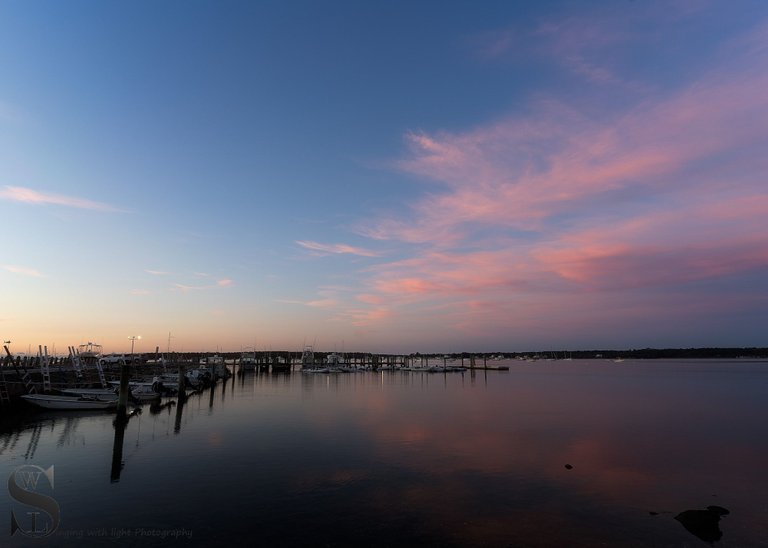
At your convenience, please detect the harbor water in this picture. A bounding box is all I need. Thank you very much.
[2,359,767,547]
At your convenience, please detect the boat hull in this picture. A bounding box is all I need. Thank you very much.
[60,388,119,401]
[21,394,117,410]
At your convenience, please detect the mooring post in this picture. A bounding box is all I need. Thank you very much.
[116,363,131,419]
[178,362,186,398]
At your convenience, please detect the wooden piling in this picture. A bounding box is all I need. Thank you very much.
[178,362,186,397]
[116,363,131,418]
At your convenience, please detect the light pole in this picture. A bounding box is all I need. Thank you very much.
[128,336,141,365]
[118,336,141,418]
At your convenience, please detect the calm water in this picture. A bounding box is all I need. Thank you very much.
[1,359,767,547]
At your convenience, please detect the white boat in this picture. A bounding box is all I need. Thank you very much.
[326,352,345,367]
[201,354,224,365]
[199,356,230,379]
[60,387,119,401]
[240,352,257,371]
[301,346,315,369]
[301,367,330,374]
[76,341,103,366]
[108,378,172,399]
[188,367,214,386]
[21,393,117,410]
[130,383,162,402]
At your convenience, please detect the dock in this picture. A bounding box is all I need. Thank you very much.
[0,345,512,406]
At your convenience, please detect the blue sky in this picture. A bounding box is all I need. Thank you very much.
[2,1,767,354]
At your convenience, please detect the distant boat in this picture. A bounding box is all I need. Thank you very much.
[613,358,625,363]
[108,378,173,399]
[301,346,315,369]
[240,352,257,371]
[21,393,117,410]
[200,355,230,378]
[130,383,162,402]
[77,342,103,366]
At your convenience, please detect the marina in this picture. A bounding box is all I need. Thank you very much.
[3,2,767,546]
[0,344,513,404]
[1,357,767,546]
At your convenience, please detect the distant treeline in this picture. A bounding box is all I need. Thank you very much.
[502,347,768,359]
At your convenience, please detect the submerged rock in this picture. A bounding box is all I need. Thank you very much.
[674,505,730,543]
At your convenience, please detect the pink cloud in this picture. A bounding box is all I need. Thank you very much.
[296,240,380,257]
[172,283,205,293]
[305,299,336,308]
[342,307,393,327]
[0,186,121,212]
[356,294,384,305]
[2,264,44,278]
[345,21,768,338]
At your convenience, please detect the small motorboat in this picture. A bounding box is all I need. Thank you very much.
[21,393,117,410]
[59,387,119,401]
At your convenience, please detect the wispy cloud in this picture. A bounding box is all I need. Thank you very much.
[172,283,206,293]
[145,269,170,276]
[2,264,44,278]
[278,287,341,309]
[131,289,151,295]
[341,306,393,327]
[0,186,122,212]
[278,298,338,308]
[347,15,768,341]
[171,278,235,292]
[296,240,380,257]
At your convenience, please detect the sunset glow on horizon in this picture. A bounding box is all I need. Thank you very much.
[1,1,767,354]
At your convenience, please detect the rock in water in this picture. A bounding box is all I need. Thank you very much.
[674,506,730,543]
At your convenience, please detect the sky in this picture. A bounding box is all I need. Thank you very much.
[1,0,767,355]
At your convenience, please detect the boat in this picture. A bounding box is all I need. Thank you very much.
[326,352,344,367]
[108,378,175,399]
[200,355,230,379]
[60,387,119,401]
[77,342,103,366]
[130,383,162,402]
[21,393,117,410]
[195,366,218,384]
[301,346,315,369]
[240,352,257,372]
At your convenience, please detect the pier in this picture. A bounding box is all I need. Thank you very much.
[0,345,513,406]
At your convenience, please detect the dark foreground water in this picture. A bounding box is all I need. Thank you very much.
[1,359,767,547]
